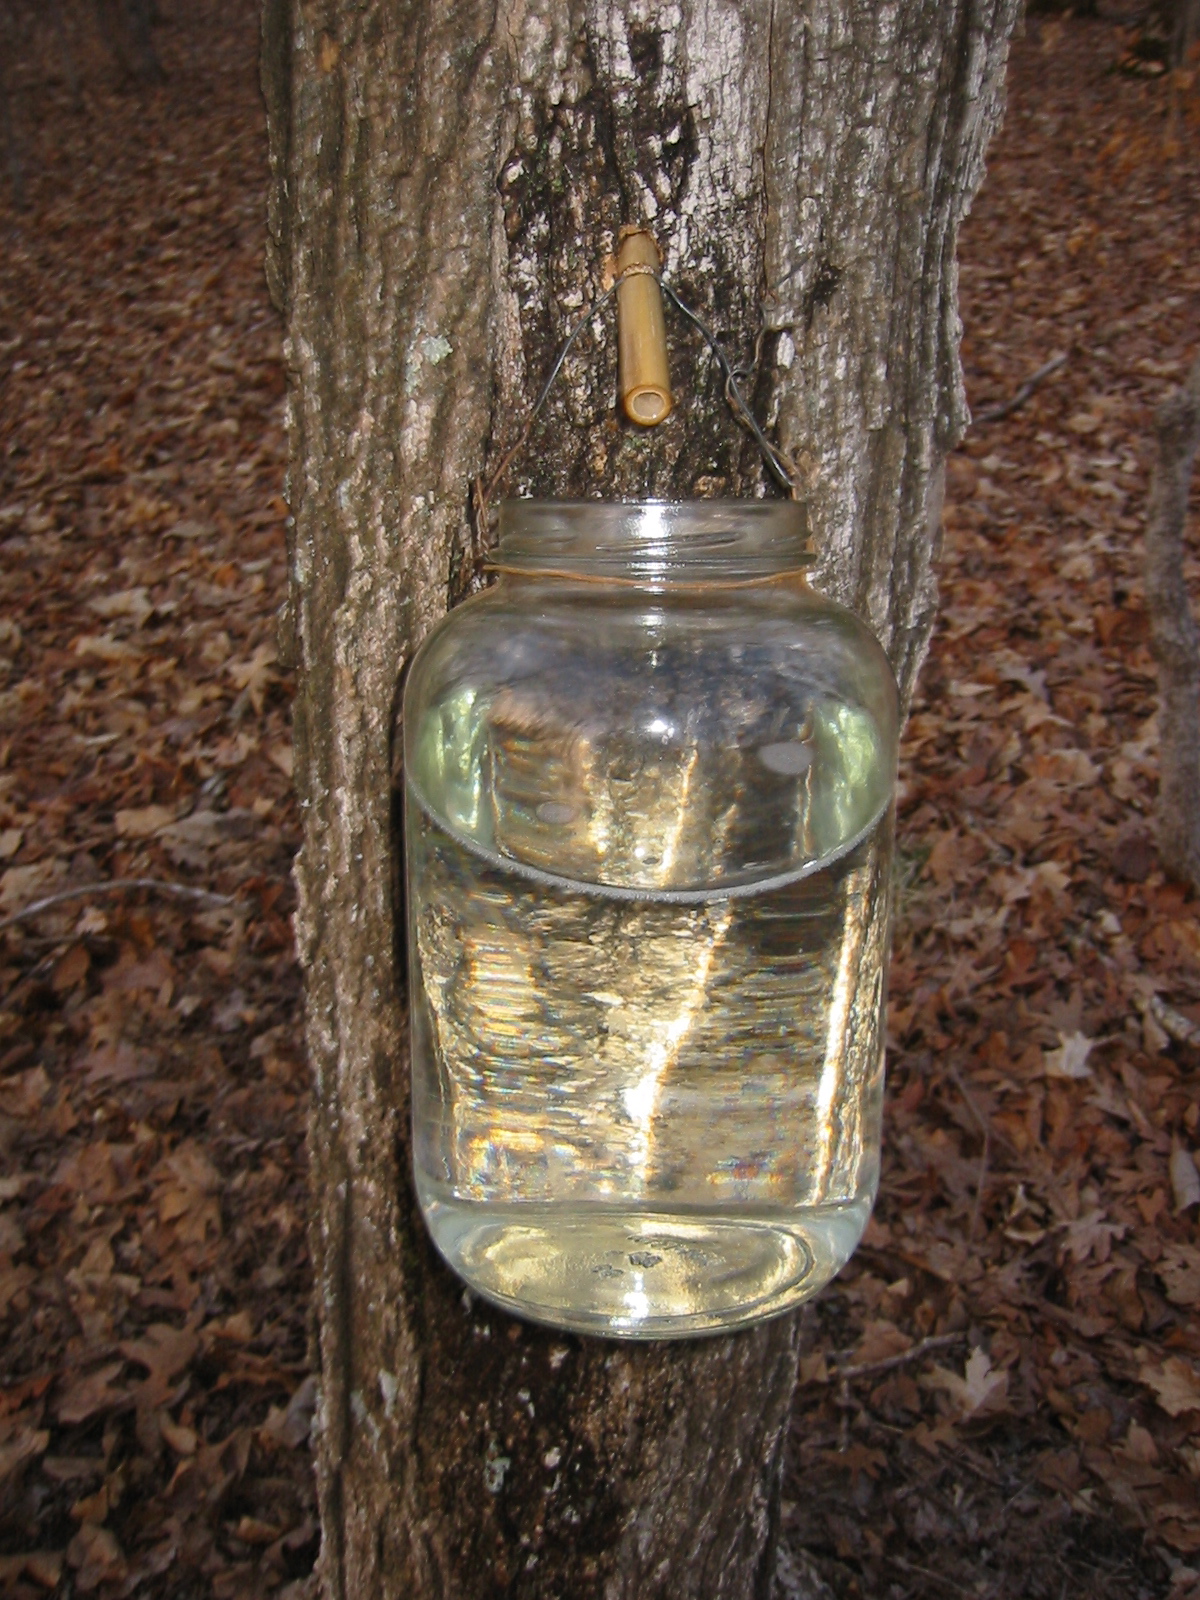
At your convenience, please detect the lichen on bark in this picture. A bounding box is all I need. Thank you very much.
[261,2,1021,1595]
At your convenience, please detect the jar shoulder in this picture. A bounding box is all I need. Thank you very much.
[406,581,897,720]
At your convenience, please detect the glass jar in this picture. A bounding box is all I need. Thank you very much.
[402,500,899,1338]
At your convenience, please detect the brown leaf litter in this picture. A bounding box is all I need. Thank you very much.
[2,3,1199,1598]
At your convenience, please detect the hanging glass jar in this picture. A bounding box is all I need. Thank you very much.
[402,498,898,1337]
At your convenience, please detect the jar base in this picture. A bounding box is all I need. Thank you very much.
[418,1189,872,1338]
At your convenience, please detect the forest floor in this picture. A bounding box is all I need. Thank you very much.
[0,3,1199,1598]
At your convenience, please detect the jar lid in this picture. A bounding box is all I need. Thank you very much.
[495,499,813,582]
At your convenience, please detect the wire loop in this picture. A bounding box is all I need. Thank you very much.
[472,265,800,539]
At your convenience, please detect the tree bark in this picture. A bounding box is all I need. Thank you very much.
[260,2,1019,1595]
[1145,357,1200,891]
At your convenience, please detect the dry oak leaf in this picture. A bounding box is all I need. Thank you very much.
[1172,1145,1200,1213]
[228,642,277,713]
[261,1374,318,1449]
[0,1428,49,1485]
[1139,1356,1200,1417]
[0,1550,62,1589]
[66,1522,125,1591]
[1154,1511,1200,1556]
[120,1324,199,1409]
[158,1414,198,1455]
[1158,1246,1200,1308]
[0,1266,36,1316]
[56,1365,129,1426]
[0,859,67,911]
[1120,1422,1160,1466]
[267,740,294,777]
[114,804,177,839]
[23,1550,62,1588]
[155,1141,222,1244]
[233,1515,283,1545]
[87,587,153,627]
[1060,1208,1125,1264]
[70,1484,109,1526]
[53,1142,132,1204]
[3,1066,51,1117]
[849,1320,912,1367]
[924,1348,1009,1420]
[1043,1030,1095,1080]
[71,633,141,664]
[75,1236,115,1281]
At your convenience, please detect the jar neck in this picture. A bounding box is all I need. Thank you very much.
[491,499,812,584]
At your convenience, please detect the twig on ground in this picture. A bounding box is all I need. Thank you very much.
[0,878,239,933]
[1144,355,1200,889]
[833,1330,966,1384]
[887,1552,971,1595]
[974,351,1068,423]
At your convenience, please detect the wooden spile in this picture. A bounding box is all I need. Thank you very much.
[616,229,673,427]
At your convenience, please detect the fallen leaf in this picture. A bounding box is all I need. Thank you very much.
[23,1550,63,1589]
[1060,1209,1124,1264]
[87,587,153,627]
[56,1365,129,1426]
[0,1428,50,1485]
[3,1066,51,1117]
[1139,1356,1200,1417]
[268,741,294,777]
[66,1522,124,1589]
[261,1374,318,1448]
[1172,1145,1200,1212]
[120,1325,200,1408]
[114,804,177,839]
[0,859,67,911]
[849,1320,912,1367]
[1158,1245,1200,1308]
[52,1143,129,1202]
[0,1266,36,1315]
[70,1484,109,1526]
[71,633,142,663]
[154,1142,222,1244]
[158,1415,198,1455]
[1043,1030,1095,1079]
[924,1348,1009,1420]
[1120,1422,1160,1465]
[233,1514,282,1545]
[51,944,90,992]
[76,1236,114,1280]
[228,642,277,713]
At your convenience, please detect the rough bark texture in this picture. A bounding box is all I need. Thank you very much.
[260,2,1019,1596]
[1145,357,1200,891]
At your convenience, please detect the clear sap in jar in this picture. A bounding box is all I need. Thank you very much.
[402,502,898,1337]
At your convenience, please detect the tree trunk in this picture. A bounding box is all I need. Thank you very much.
[260,2,1018,1595]
[1145,357,1200,891]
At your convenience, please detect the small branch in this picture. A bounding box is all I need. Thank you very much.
[833,1331,966,1384]
[0,878,239,933]
[1144,355,1200,890]
[973,351,1068,424]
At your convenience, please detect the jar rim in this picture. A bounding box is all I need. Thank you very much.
[495,498,813,581]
